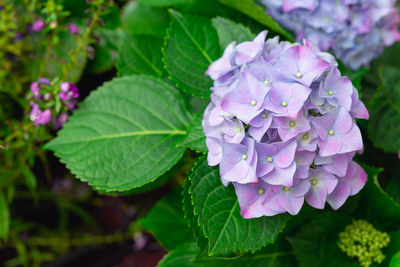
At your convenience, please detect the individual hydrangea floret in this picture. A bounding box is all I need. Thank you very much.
[338,220,390,267]
[203,31,369,218]
[260,0,400,69]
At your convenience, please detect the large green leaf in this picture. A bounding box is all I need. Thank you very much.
[361,164,400,229]
[139,0,191,7]
[45,76,192,192]
[0,192,9,239]
[189,157,288,255]
[163,10,220,97]
[140,189,194,250]
[117,33,165,78]
[288,212,359,267]
[368,67,400,153]
[211,17,254,49]
[382,230,400,266]
[159,240,295,267]
[121,2,170,36]
[158,242,198,267]
[182,166,201,236]
[390,251,400,267]
[218,0,293,41]
[178,113,207,153]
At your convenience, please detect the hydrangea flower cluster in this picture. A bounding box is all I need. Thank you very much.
[29,78,79,128]
[203,31,369,218]
[338,220,390,267]
[260,0,400,70]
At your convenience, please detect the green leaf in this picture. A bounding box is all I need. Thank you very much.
[100,5,121,29]
[368,67,400,153]
[189,157,288,255]
[87,28,121,74]
[390,251,400,267]
[158,242,198,267]
[288,212,358,267]
[211,17,254,49]
[139,0,192,7]
[218,0,293,41]
[121,2,170,36]
[384,230,400,266]
[178,113,206,153]
[386,177,400,205]
[21,166,37,191]
[140,189,194,250]
[361,164,400,229]
[195,244,295,267]
[0,192,10,239]
[117,33,165,78]
[61,0,89,18]
[159,240,295,267]
[365,43,400,87]
[182,169,200,236]
[163,10,220,97]
[45,76,192,192]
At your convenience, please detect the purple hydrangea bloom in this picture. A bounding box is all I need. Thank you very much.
[32,20,45,32]
[203,31,368,218]
[260,0,400,69]
[59,82,79,101]
[30,102,52,126]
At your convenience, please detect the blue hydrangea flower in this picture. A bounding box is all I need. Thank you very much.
[260,0,400,69]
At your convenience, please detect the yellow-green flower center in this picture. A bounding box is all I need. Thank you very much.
[283,186,291,192]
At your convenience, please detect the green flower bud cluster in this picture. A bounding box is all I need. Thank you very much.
[338,220,390,267]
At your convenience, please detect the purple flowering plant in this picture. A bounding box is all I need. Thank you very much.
[260,0,400,69]
[203,31,368,217]
[2,0,400,266]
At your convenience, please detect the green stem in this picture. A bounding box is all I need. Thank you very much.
[62,4,102,79]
